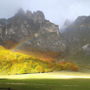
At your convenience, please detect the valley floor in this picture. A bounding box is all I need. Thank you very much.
[0,72,90,90]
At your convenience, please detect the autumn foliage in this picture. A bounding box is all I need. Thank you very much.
[56,61,79,71]
[0,46,53,74]
[0,46,79,75]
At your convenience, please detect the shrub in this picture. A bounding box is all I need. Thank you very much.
[56,61,79,71]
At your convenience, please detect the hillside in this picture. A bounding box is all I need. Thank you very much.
[0,46,79,75]
[0,46,55,74]
[62,16,90,64]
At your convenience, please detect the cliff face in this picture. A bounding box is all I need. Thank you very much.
[62,16,90,63]
[0,9,45,45]
[0,9,66,61]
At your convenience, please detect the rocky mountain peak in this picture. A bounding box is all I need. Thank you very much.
[62,15,90,63]
[15,8,25,17]
[33,11,45,23]
[26,10,33,19]
[0,9,66,61]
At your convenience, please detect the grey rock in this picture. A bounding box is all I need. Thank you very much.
[0,9,66,60]
[62,15,90,56]
[82,44,90,55]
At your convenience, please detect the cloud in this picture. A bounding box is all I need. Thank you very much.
[0,0,90,26]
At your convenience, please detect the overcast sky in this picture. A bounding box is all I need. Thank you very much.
[0,0,90,26]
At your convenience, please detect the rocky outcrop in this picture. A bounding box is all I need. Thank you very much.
[0,9,66,61]
[82,44,90,55]
[62,16,90,62]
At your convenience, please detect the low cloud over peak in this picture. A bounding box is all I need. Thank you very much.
[0,0,90,26]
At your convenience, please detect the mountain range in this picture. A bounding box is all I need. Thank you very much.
[0,9,90,71]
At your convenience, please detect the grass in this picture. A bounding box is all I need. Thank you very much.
[0,79,90,90]
[0,72,90,90]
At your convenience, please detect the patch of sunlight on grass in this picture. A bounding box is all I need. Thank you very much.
[0,72,90,80]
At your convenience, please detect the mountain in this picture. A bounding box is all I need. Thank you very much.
[62,16,90,64]
[0,9,66,61]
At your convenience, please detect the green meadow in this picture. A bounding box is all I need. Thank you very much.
[0,79,90,90]
[0,72,90,90]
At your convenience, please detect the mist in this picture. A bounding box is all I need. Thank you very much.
[0,0,90,26]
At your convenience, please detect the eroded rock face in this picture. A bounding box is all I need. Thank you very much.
[82,44,90,55]
[17,20,65,52]
[0,9,66,61]
[62,15,90,56]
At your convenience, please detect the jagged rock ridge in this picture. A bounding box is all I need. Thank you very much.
[0,9,66,61]
[62,15,90,63]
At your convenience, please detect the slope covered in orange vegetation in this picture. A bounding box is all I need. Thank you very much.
[0,46,79,75]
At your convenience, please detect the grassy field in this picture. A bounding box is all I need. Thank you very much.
[0,72,90,90]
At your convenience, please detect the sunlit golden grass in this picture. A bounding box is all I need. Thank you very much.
[0,72,90,79]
